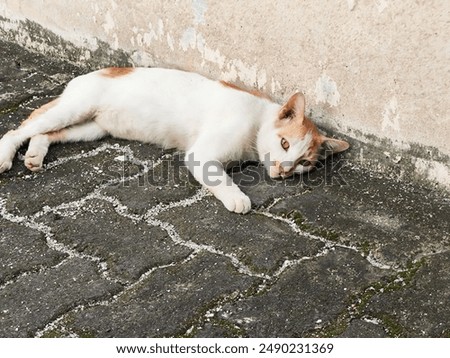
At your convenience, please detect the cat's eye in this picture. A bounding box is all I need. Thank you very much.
[281,138,290,151]
[299,159,311,166]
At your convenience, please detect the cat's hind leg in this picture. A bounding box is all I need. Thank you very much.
[25,121,108,171]
[0,96,94,173]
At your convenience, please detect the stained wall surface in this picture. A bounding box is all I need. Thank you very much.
[1,0,449,186]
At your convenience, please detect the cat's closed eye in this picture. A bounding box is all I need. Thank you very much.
[281,137,290,151]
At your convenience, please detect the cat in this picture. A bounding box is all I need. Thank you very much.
[0,67,349,213]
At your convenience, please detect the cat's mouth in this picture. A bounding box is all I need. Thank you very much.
[269,164,315,179]
[268,166,294,179]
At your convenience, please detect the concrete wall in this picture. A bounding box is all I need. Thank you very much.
[1,0,449,187]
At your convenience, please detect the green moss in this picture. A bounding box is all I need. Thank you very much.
[306,259,426,337]
[288,211,341,243]
[0,102,22,115]
[376,313,406,337]
[40,329,67,338]
[175,280,263,338]
[213,318,247,337]
[173,295,233,338]
[288,211,381,257]
[75,330,97,338]
[306,313,349,338]
[441,329,450,338]
[403,259,425,283]
[43,327,96,338]
[360,241,372,257]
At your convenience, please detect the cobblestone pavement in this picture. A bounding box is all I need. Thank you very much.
[0,39,449,338]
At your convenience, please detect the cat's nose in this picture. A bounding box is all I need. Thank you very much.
[278,163,290,178]
[270,161,284,178]
[276,161,285,176]
[279,163,294,178]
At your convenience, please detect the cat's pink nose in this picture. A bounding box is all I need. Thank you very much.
[280,166,295,179]
[278,162,293,177]
[269,161,283,178]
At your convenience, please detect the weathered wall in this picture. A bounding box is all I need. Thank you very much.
[1,0,449,187]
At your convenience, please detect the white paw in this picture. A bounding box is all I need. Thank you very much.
[0,136,15,173]
[0,158,13,173]
[24,150,45,172]
[220,191,252,214]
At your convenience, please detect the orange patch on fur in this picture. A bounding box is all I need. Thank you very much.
[20,98,59,127]
[219,80,271,100]
[278,116,323,160]
[278,116,319,139]
[100,67,135,78]
[46,129,67,142]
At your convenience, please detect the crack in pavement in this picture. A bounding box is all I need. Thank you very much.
[256,210,401,271]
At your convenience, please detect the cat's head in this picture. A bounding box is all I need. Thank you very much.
[257,92,349,178]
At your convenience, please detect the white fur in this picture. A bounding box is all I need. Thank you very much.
[0,68,337,213]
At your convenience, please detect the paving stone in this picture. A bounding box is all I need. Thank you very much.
[0,218,66,285]
[365,252,450,337]
[270,166,450,266]
[0,258,122,337]
[219,248,387,337]
[63,252,258,337]
[158,199,325,274]
[339,319,388,338]
[102,152,200,215]
[192,322,233,338]
[38,199,193,283]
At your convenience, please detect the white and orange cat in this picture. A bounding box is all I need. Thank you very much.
[0,67,349,213]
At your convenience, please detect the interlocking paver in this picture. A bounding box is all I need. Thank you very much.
[57,252,258,337]
[0,218,65,285]
[101,152,200,215]
[218,248,388,337]
[0,258,122,337]
[38,199,193,283]
[366,252,450,337]
[158,198,325,274]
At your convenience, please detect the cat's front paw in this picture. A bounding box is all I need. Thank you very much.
[0,158,13,173]
[220,191,252,214]
[0,138,14,173]
[24,149,45,172]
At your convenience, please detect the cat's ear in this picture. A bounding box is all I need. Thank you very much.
[279,92,305,121]
[319,137,350,158]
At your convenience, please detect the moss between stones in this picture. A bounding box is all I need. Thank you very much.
[288,210,378,256]
[74,329,97,338]
[38,309,99,338]
[375,314,406,337]
[211,318,248,337]
[40,329,67,338]
[174,295,230,338]
[442,329,450,338]
[289,211,340,242]
[177,281,263,338]
[41,327,96,338]
[0,101,24,115]
[306,259,425,337]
